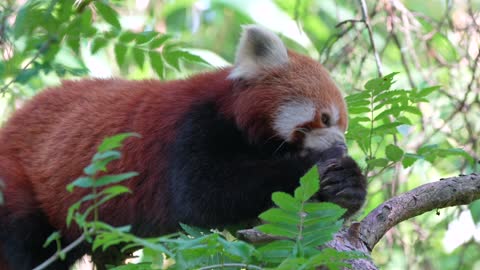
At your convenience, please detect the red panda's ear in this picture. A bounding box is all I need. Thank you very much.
[228,25,289,80]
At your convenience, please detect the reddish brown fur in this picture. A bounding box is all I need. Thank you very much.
[0,70,234,238]
[221,51,347,142]
[0,50,346,267]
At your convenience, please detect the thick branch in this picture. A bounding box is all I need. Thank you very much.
[359,173,480,250]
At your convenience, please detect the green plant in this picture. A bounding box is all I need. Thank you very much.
[346,73,472,177]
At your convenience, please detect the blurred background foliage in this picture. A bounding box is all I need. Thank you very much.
[1,0,480,269]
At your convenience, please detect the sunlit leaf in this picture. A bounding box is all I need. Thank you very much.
[149,51,165,79]
[386,144,404,162]
[98,133,140,152]
[95,1,121,29]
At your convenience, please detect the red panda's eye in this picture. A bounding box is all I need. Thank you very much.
[321,113,331,127]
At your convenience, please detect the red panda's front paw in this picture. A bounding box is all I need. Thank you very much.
[315,156,367,218]
[301,143,347,166]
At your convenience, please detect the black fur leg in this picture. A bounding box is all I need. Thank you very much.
[315,156,367,218]
[0,210,74,270]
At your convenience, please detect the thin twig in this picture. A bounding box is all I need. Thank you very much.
[460,48,480,108]
[0,39,52,95]
[33,233,87,270]
[336,19,364,28]
[358,0,383,77]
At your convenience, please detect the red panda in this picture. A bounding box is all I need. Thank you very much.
[0,26,366,269]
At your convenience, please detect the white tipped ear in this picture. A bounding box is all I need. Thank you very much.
[228,25,289,80]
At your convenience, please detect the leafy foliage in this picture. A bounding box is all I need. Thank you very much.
[0,0,208,103]
[346,73,472,175]
[256,168,364,269]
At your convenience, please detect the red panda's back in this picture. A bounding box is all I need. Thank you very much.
[0,71,232,234]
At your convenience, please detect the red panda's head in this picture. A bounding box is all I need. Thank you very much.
[222,25,348,154]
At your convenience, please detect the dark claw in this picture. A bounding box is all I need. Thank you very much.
[315,156,367,218]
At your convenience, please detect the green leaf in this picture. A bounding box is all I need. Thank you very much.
[119,31,137,43]
[257,240,294,263]
[218,238,256,261]
[373,97,409,111]
[372,122,402,135]
[272,192,301,212]
[303,203,345,220]
[429,33,458,62]
[16,68,39,84]
[95,172,138,187]
[385,144,404,162]
[43,231,61,248]
[149,35,171,49]
[180,223,210,238]
[85,151,121,175]
[66,36,80,54]
[91,37,109,54]
[417,17,434,32]
[136,31,158,44]
[13,2,42,38]
[132,48,145,68]
[149,51,165,79]
[114,44,128,67]
[67,176,94,191]
[469,200,480,224]
[373,89,408,103]
[367,158,389,168]
[348,106,370,114]
[300,223,341,247]
[416,85,440,99]
[364,72,399,92]
[373,109,398,121]
[163,50,181,71]
[256,223,297,238]
[294,167,319,202]
[66,194,96,226]
[81,9,93,29]
[101,185,131,197]
[98,133,140,152]
[345,91,370,102]
[346,99,370,107]
[92,150,122,162]
[177,50,209,65]
[95,1,121,29]
[259,208,299,225]
[402,153,423,168]
[350,117,370,123]
[68,173,136,190]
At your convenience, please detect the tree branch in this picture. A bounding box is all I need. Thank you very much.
[360,173,480,250]
[33,232,87,270]
[237,173,480,269]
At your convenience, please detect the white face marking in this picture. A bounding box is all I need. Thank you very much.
[273,100,345,152]
[273,100,316,140]
[303,127,345,152]
[330,104,340,125]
